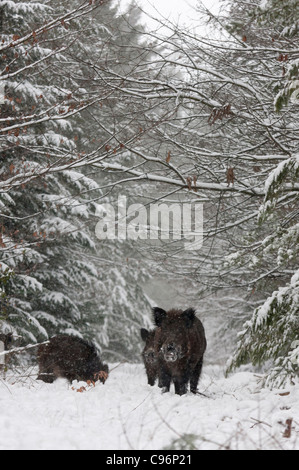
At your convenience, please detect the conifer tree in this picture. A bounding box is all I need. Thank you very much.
[0,0,103,343]
[0,0,152,361]
[222,0,299,386]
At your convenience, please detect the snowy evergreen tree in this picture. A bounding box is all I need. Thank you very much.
[0,0,103,343]
[220,0,299,386]
[0,0,152,361]
[58,0,155,360]
[254,0,299,110]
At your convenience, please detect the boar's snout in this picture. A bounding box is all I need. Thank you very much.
[161,342,183,362]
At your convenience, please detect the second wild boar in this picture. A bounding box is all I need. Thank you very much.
[140,328,158,386]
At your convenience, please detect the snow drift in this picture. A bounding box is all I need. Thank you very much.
[0,363,298,450]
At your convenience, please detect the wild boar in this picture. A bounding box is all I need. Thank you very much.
[37,334,109,384]
[153,307,206,395]
[140,328,158,386]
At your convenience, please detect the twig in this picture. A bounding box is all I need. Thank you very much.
[250,417,272,429]
[0,340,49,357]
[108,360,128,373]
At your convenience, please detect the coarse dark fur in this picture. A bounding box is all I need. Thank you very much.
[153,307,207,395]
[140,328,158,386]
[37,334,109,384]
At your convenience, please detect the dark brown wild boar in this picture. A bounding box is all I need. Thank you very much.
[153,307,206,395]
[140,328,158,386]
[37,334,109,384]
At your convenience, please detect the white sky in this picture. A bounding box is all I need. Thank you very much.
[117,0,221,30]
[138,0,220,23]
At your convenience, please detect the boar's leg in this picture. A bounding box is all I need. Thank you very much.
[148,376,156,386]
[37,367,55,383]
[173,370,189,396]
[173,379,188,396]
[190,357,203,394]
[37,363,63,383]
[146,365,156,386]
[159,365,171,393]
[37,344,55,383]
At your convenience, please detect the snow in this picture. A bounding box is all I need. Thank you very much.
[0,1,51,15]
[254,268,299,329]
[264,153,299,197]
[1,363,298,450]
[0,342,4,365]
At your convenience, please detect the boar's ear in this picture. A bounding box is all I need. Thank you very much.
[182,308,196,328]
[152,307,167,327]
[140,328,149,342]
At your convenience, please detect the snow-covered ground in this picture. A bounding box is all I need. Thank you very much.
[0,363,298,450]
